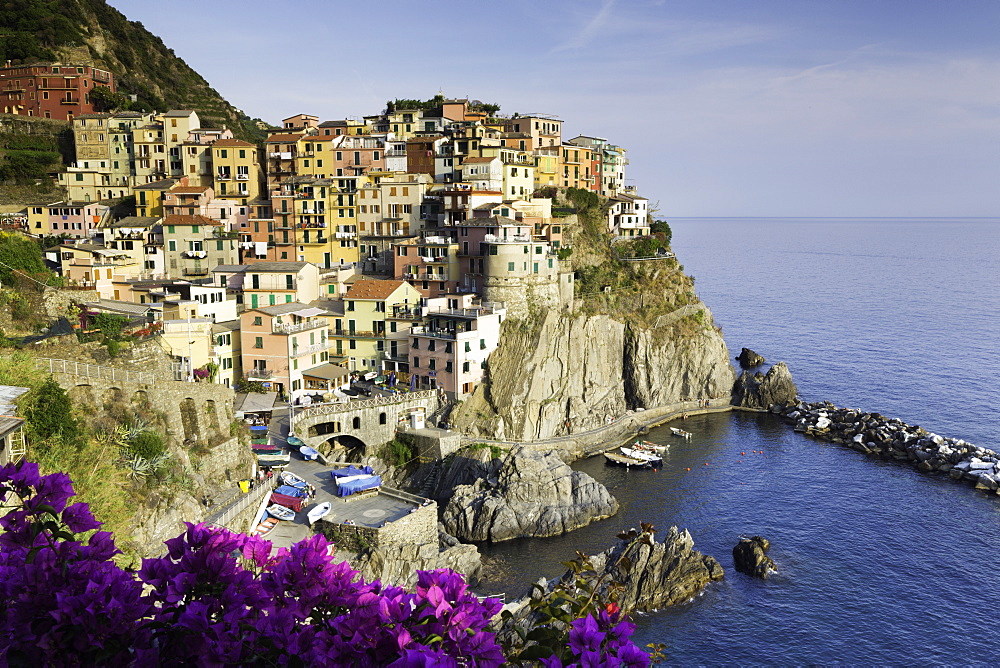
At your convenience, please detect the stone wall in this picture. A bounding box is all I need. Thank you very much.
[398,429,463,462]
[316,498,436,551]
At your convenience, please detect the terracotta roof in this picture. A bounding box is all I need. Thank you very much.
[212,138,255,147]
[463,156,497,164]
[169,186,210,195]
[345,278,407,300]
[319,120,348,127]
[265,133,305,143]
[406,136,444,144]
[163,214,221,226]
[163,110,196,117]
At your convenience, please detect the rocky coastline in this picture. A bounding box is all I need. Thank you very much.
[771,400,1000,495]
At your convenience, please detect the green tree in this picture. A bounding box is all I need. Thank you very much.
[650,220,672,246]
[89,85,132,112]
[0,231,51,286]
[23,377,80,443]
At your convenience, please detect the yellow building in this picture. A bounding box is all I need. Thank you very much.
[133,178,177,217]
[212,139,261,205]
[332,278,422,373]
[294,135,336,179]
[533,147,560,190]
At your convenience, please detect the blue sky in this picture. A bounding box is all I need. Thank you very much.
[107,0,1000,217]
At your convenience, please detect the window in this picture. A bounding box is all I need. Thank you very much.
[507,262,514,271]
[428,359,436,370]
[445,361,453,373]
[412,356,420,368]
[428,340,436,351]
[346,301,354,311]
[168,240,176,252]
[253,316,262,326]
[464,342,471,353]
[480,339,487,350]
[254,337,263,349]
[462,361,470,373]
[412,338,419,349]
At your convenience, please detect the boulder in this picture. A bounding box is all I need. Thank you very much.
[736,347,766,368]
[731,362,798,409]
[733,536,776,578]
[441,446,618,542]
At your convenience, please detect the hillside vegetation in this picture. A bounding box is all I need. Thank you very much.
[0,0,265,141]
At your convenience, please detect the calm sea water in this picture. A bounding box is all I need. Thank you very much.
[478,218,1000,665]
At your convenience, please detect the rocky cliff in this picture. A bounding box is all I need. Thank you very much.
[441,447,618,542]
[451,306,735,441]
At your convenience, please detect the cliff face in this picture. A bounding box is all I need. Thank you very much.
[451,305,735,441]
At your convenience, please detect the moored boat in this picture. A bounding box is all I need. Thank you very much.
[633,440,668,453]
[620,446,662,465]
[253,516,279,536]
[280,470,308,488]
[670,427,693,439]
[604,451,651,468]
[286,434,306,448]
[300,445,320,461]
[267,504,296,521]
[307,502,332,525]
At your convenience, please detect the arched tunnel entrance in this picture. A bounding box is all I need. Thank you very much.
[307,419,368,460]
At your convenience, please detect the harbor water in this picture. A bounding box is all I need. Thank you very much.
[478,218,1000,664]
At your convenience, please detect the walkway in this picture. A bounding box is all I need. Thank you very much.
[460,397,736,458]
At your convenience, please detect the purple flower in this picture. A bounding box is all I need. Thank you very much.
[569,615,606,655]
[61,502,101,533]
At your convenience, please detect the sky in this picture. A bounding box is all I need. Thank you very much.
[106,0,1000,217]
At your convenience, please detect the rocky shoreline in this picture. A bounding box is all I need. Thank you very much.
[771,400,1000,495]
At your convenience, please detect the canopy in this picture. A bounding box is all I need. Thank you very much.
[237,392,278,414]
[302,364,351,381]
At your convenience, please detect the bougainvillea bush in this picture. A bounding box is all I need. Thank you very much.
[0,460,649,666]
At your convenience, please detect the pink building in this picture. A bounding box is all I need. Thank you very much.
[28,200,109,237]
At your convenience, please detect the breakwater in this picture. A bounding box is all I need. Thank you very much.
[772,400,1000,495]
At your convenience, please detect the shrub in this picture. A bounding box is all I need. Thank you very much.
[128,431,165,460]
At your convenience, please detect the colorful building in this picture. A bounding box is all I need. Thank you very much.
[0,62,116,120]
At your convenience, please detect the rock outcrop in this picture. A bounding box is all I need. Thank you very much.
[732,361,797,409]
[351,525,483,589]
[736,347,765,368]
[588,526,724,611]
[442,447,618,542]
[773,400,1000,496]
[451,308,735,441]
[733,536,776,578]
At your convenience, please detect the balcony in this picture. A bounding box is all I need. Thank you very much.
[60,98,81,105]
[269,152,294,160]
[484,233,532,243]
[334,231,355,239]
[332,329,382,339]
[404,272,447,281]
[273,319,326,335]
[216,173,232,180]
[291,342,329,357]
[427,306,496,319]
[236,173,250,181]
[389,306,421,320]
[410,326,457,340]
[301,237,328,245]
[182,267,210,276]
[302,221,327,229]
[301,208,315,214]
[182,250,208,259]
[246,368,274,380]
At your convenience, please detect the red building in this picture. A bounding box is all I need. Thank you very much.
[0,61,116,121]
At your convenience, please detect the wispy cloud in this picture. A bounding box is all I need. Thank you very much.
[550,0,616,53]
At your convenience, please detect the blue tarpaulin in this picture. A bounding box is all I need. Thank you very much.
[335,474,381,497]
[331,465,374,478]
[275,484,307,498]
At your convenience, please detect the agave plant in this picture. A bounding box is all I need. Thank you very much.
[124,454,153,480]
[124,417,152,440]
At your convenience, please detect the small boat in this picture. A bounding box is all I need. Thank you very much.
[300,445,320,461]
[670,427,693,439]
[252,516,279,537]
[634,440,668,453]
[620,446,662,465]
[266,504,297,521]
[280,470,308,488]
[604,452,651,468]
[286,434,306,448]
[307,502,332,525]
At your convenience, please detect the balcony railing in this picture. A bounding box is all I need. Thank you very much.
[216,173,232,180]
[291,342,329,357]
[335,232,355,239]
[273,319,326,335]
[484,233,532,243]
[410,326,460,340]
[182,267,210,276]
[332,329,382,339]
[246,368,274,380]
[389,307,421,320]
[236,174,250,181]
[404,273,447,281]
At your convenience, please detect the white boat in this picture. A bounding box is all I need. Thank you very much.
[604,451,651,468]
[620,446,663,464]
[267,504,296,521]
[307,502,332,525]
[670,427,693,439]
[280,471,308,488]
[633,440,668,453]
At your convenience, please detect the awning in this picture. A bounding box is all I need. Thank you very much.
[236,392,278,413]
[302,363,351,381]
[292,307,326,318]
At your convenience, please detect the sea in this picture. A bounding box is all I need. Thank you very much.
[477,218,1000,665]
